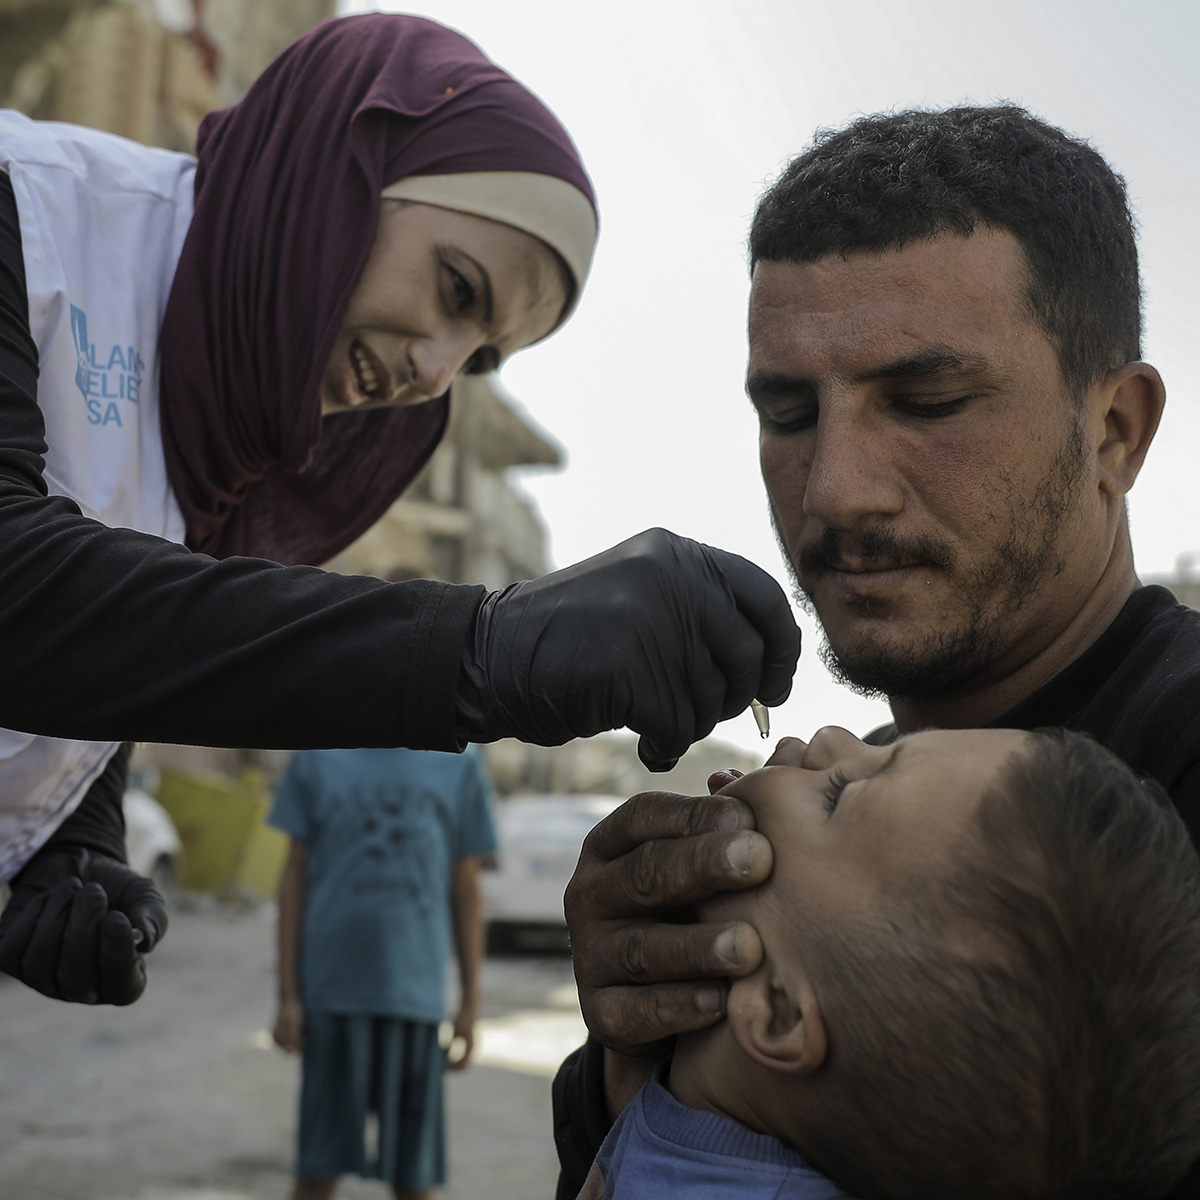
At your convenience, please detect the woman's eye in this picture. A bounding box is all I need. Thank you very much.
[463,349,493,376]
[447,265,476,312]
[823,769,851,815]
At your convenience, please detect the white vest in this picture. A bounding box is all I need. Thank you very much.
[0,111,194,881]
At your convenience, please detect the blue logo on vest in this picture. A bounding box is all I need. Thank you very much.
[69,304,145,427]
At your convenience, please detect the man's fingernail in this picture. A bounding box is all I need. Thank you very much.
[696,985,724,1015]
[714,929,739,967]
[715,805,747,832]
[726,834,756,874]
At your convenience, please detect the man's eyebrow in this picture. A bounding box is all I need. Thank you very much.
[859,348,993,384]
[746,348,997,402]
[462,252,494,324]
[745,370,816,403]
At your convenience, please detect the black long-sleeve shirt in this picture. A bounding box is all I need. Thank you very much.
[0,170,484,756]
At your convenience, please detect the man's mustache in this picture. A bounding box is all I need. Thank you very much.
[796,526,954,576]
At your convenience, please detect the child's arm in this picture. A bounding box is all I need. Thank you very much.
[272,838,308,1054]
[448,854,486,1070]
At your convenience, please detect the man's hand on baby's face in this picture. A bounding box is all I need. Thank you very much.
[564,789,772,1059]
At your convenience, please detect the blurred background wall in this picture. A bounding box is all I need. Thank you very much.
[0,0,337,149]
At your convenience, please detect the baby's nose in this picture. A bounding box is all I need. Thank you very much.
[763,737,808,768]
[802,725,874,772]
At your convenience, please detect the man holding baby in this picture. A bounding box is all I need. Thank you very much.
[556,105,1200,1198]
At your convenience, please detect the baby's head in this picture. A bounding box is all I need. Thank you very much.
[674,726,1200,1200]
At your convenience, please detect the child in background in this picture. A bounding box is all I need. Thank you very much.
[270,745,497,1200]
[583,726,1200,1200]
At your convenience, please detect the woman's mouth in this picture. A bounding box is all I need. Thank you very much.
[349,339,390,402]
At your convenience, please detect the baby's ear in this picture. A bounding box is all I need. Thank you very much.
[726,963,827,1076]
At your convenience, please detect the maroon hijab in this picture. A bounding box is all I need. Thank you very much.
[158,14,595,566]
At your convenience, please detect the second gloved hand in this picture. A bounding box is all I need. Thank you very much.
[455,528,801,769]
[0,847,167,1005]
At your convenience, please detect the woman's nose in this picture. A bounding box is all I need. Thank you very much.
[408,334,476,399]
[801,725,878,773]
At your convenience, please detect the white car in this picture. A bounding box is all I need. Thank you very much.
[123,783,182,896]
[482,793,625,952]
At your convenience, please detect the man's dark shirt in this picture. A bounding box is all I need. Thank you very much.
[552,584,1200,1200]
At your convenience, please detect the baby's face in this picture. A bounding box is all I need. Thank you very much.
[704,726,1031,936]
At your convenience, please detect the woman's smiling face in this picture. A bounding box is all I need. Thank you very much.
[321,200,569,414]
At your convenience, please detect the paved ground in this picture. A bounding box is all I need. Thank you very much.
[0,896,585,1200]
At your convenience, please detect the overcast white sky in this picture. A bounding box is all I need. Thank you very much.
[344,0,1200,754]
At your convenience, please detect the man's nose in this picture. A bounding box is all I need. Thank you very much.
[802,725,878,773]
[407,333,477,399]
[802,402,904,529]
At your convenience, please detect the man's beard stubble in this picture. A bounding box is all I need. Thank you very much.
[776,418,1089,704]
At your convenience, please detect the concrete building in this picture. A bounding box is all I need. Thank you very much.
[0,0,336,150]
[327,374,562,589]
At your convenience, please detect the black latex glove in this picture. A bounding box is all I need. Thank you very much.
[456,527,801,770]
[0,847,167,1005]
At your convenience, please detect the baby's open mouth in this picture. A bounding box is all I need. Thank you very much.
[350,339,385,400]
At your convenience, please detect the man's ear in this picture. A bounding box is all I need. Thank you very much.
[725,963,827,1076]
[1093,361,1165,497]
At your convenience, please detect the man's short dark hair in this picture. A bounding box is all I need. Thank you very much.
[750,105,1142,391]
[801,729,1200,1200]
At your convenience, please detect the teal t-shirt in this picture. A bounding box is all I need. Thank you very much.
[268,746,497,1020]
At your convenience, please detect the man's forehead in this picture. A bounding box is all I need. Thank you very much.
[749,231,1030,324]
[746,231,1045,380]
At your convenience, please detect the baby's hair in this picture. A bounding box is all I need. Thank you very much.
[799,728,1200,1200]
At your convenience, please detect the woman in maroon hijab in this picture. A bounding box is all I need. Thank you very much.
[160,13,599,567]
[0,15,799,1006]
